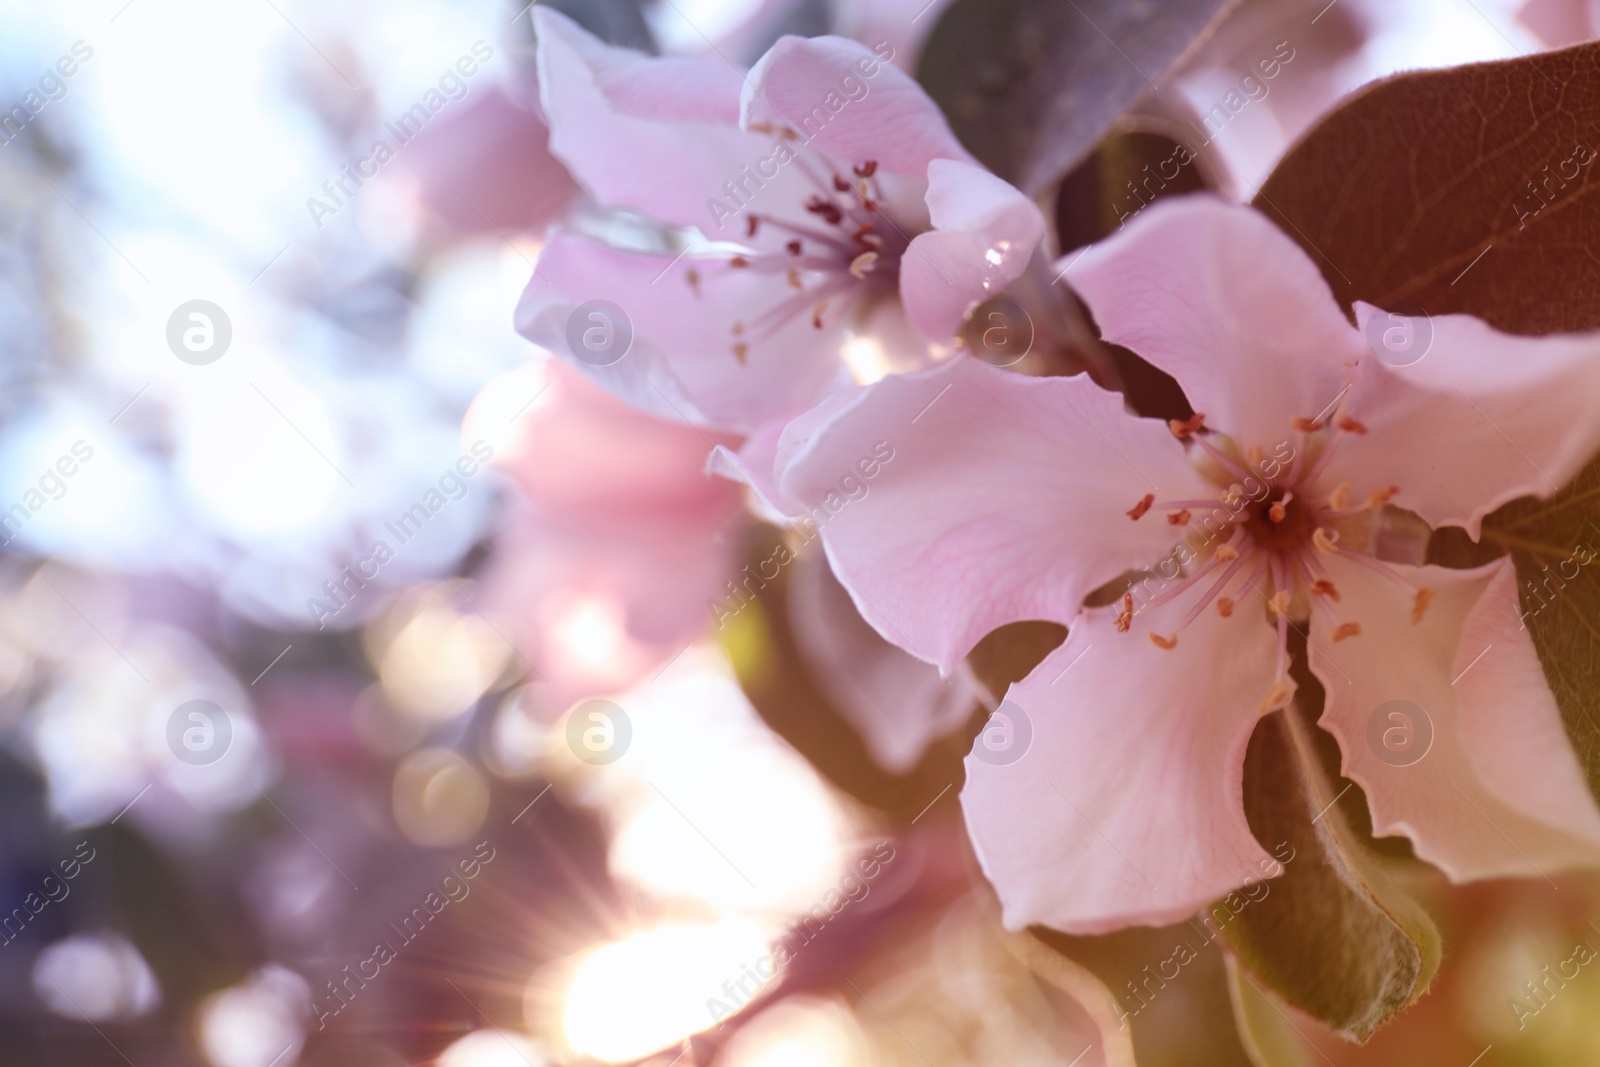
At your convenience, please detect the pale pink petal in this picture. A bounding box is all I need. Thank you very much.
[707,416,791,520]
[789,552,976,773]
[516,230,854,434]
[483,366,744,712]
[1518,0,1598,47]
[400,87,577,238]
[1066,197,1364,450]
[741,35,972,175]
[1309,555,1600,881]
[498,361,739,521]
[963,592,1283,934]
[535,8,771,228]
[775,357,1213,673]
[1324,306,1600,538]
[901,158,1046,342]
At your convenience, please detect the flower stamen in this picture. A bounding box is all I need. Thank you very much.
[1412,587,1435,624]
[848,250,879,278]
[1258,680,1292,715]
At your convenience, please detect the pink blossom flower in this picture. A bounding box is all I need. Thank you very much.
[514,9,1044,438]
[478,361,743,712]
[775,196,1600,933]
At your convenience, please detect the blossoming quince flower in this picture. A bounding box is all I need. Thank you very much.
[775,196,1600,933]
[515,8,1044,441]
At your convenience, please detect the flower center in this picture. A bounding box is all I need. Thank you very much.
[681,138,909,364]
[1120,409,1431,715]
[1246,487,1314,553]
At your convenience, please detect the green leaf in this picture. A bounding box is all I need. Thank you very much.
[1256,41,1600,333]
[1222,697,1442,1041]
[916,0,1239,195]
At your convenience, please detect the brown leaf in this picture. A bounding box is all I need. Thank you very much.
[1256,41,1600,334]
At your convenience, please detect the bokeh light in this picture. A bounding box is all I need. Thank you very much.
[556,916,772,1062]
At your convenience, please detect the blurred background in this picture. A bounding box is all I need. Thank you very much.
[3,0,1600,1064]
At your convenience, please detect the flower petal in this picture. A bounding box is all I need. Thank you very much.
[1065,197,1363,450]
[741,35,972,175]
[499,361,738,520]
[901,159,1046,343]
[1309,555,1600,881]
[535,8,773,229]
[1326,307,1600,538]
[400,87,577,237]
[789,552,976,773]
[963,593,1283,934]
[707,416,790,520]
[516,230,854,434]
[775,356,1213,673]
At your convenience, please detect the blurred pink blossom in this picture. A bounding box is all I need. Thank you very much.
[482,362,743,712]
